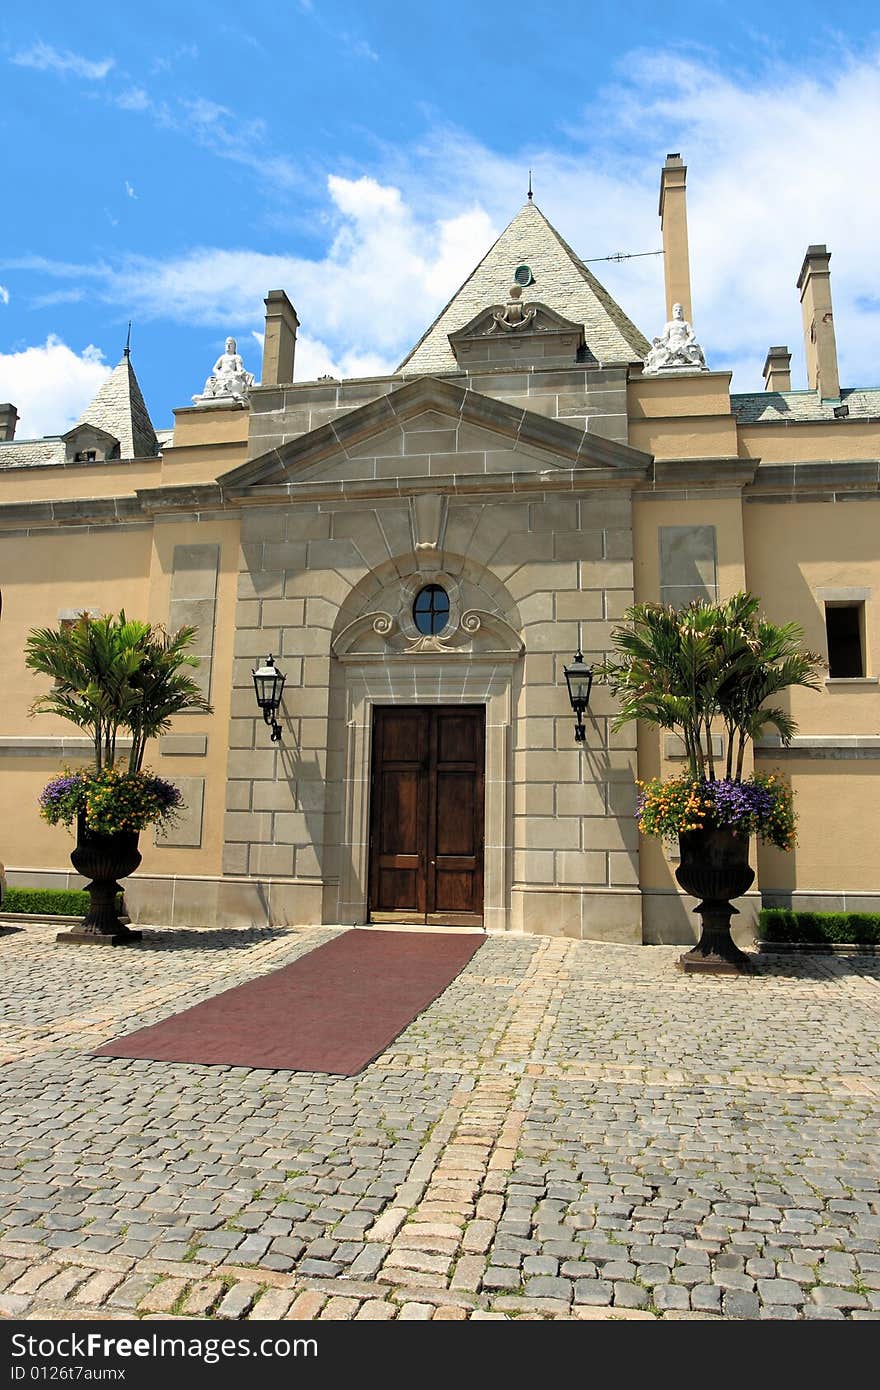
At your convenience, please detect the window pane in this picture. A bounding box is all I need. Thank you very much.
[413,585,450,635]
[825,605,863,677]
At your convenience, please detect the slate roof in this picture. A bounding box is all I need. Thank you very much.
[731,387,880,424]
[0,438,65,470]
[399,200,651,375]
[0,351,159,470]
[74,352,159,458]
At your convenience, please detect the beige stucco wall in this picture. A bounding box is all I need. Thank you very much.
[138,516,241,880]
[738,421,880,462]
[0,527,153,871]
[757,762,880,897]
[0,460,162,504]
[629,414,739,459]
[633,493,751,915]
[628,372,732,419]
[744,500,879,729]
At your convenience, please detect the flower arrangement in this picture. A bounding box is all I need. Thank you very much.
[39,768,183,836]
[636,772,796,850]
[26,610,211,847]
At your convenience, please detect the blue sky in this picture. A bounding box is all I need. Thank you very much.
[1,1,878,437]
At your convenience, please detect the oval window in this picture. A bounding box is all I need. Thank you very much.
[412,584,450,636]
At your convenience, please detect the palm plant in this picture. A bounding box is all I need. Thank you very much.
[27,611,212,944]
[25,611,212,770]
[124,624,212,772]
[600,593,823,781]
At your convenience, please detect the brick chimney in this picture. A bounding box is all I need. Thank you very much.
[0,403,19,441]
[658,153,693,323]
[261,290,299,386]
[762,346,792,393]
[797,245,840,401]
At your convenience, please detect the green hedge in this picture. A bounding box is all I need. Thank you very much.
[3,887,91,916]
[2,886,123,917]
[758,908,880,945]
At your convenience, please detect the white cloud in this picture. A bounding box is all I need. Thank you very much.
[17,175,499,380]
[11,42,114,81]
[124,181,137,199]
[0,285,9,306]
[294,333,396,383]
[0,337,110,439]
[106,87,302,190]
[115,87,151,112]
[369,48,880,391]
[9,47,880,397]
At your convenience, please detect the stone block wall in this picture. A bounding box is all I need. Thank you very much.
[246,364,630,458]
[221,407,643,940]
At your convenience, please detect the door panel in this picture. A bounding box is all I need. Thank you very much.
[369,706,484,925]
[435,771,475,856]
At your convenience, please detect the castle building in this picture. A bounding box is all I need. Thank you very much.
[1,154,877,942]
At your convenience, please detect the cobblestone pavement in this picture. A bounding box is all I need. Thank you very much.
[1,922,879,1322]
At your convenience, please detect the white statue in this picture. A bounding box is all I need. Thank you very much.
[193,337,255,404]
[489,284,537,332]
[643,303,708,373]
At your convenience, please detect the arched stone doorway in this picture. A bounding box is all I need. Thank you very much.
[328,555,523,932]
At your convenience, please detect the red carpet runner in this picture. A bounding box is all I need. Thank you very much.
[93,929,484,1075]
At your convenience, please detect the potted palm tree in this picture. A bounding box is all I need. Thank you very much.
[600,594,822,973]
[26,612,212,944]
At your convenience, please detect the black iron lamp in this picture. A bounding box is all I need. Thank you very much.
[252,655,286,742]
[564,648,594,743]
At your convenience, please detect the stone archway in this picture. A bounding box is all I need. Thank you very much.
[327,554,523,933]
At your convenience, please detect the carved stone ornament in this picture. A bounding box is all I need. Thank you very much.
[489,284,537,332]
[643,304,708,374]
[448,300,586,368]
[331,575,524,662]
[192,337,256,405]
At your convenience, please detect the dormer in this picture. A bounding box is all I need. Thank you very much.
[61,422,121,465]
[448,287,589,369]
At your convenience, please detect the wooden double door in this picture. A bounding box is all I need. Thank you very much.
[368,706,485,927]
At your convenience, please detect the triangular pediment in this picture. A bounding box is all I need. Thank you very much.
[452,300,586,341]
[449,301,587,368]
[218,376,651,493]
[61,422,119,447]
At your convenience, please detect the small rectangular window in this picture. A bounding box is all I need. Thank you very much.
[825,603,864,677]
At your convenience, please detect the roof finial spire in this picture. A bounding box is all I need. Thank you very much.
[124,321,132,359]
[527,169,533,202]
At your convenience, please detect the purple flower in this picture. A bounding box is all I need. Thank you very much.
[706,779,775,827]
[39,773,83,807]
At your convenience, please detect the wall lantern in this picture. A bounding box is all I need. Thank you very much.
[563,648,594,744]
[252,655,286,742]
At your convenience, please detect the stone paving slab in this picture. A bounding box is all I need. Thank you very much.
[1,922,879,1321]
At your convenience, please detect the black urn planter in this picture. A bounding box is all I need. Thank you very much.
[57,812,143,945]
[675,826,755,974]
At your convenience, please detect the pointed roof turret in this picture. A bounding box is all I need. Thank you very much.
[75,347,159,459]
[399,200,650,376]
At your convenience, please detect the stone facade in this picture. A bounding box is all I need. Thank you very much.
[215,374,648,938]
[0,157,878,942]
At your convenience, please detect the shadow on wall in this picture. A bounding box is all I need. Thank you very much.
[275,740,327,881]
